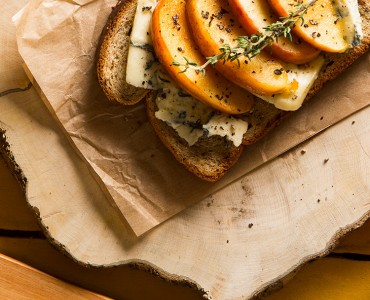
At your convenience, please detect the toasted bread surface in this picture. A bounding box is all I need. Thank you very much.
[145,92,245,182]
[97,0,148,105]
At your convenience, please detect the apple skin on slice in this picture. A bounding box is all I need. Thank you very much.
[228,0,321,64]
[186,0,290,97]
[151,0,254,114]
[268,0,350,52]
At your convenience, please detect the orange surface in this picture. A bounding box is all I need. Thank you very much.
[186,0,290,96]
[268,0,350,52]
[151,0,254,114]
[228,0,320,64]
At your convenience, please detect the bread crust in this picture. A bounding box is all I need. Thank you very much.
[97,0,148,105]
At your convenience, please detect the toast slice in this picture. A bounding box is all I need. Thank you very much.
[97,0,370,181]
[97,0,148,105]
[96,0,244,181]
[145,92,245,182]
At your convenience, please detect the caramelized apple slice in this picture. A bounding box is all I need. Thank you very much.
[268,0,352,52]
[186,0,290,96]
[151,0,254,114]
[228,0,320,64]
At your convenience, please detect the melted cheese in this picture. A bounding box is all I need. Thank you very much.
[259,56,325,111]
[258,0,362,110]
[203,115,249,147]
[130,0,156,45]
[336,0,363,46]
[155,85,249,146]
[126,0,160,89]
[155,87,213,146]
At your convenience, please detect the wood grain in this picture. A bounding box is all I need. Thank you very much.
[1,1,370,299]
[2,87,368,299]
[0,112,370,300]
[1,144,370,299]
[0,237,205,300]
[0,253,109,299]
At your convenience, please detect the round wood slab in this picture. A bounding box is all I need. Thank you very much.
[2,86,369,299]
[2,1,370,299]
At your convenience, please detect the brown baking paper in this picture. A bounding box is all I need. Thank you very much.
[13,0,369,236]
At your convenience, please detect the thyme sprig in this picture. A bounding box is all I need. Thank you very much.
[172,0,317,75]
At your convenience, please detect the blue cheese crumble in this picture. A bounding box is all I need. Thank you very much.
[155,86,248,146]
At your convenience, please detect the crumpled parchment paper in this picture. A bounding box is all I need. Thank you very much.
[13,0,370,235]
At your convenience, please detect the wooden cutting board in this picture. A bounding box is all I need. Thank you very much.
[0,253,109,299]
[1,1,370,300]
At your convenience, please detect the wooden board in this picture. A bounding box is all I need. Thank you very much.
[0,236,208,300]
[2,74,369,300]
[1,2,370,300]
[0,158,40,231]
[1,167,370,300]
[0,253,109,299]
[0,233,370,300]
[266,258,370,300]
